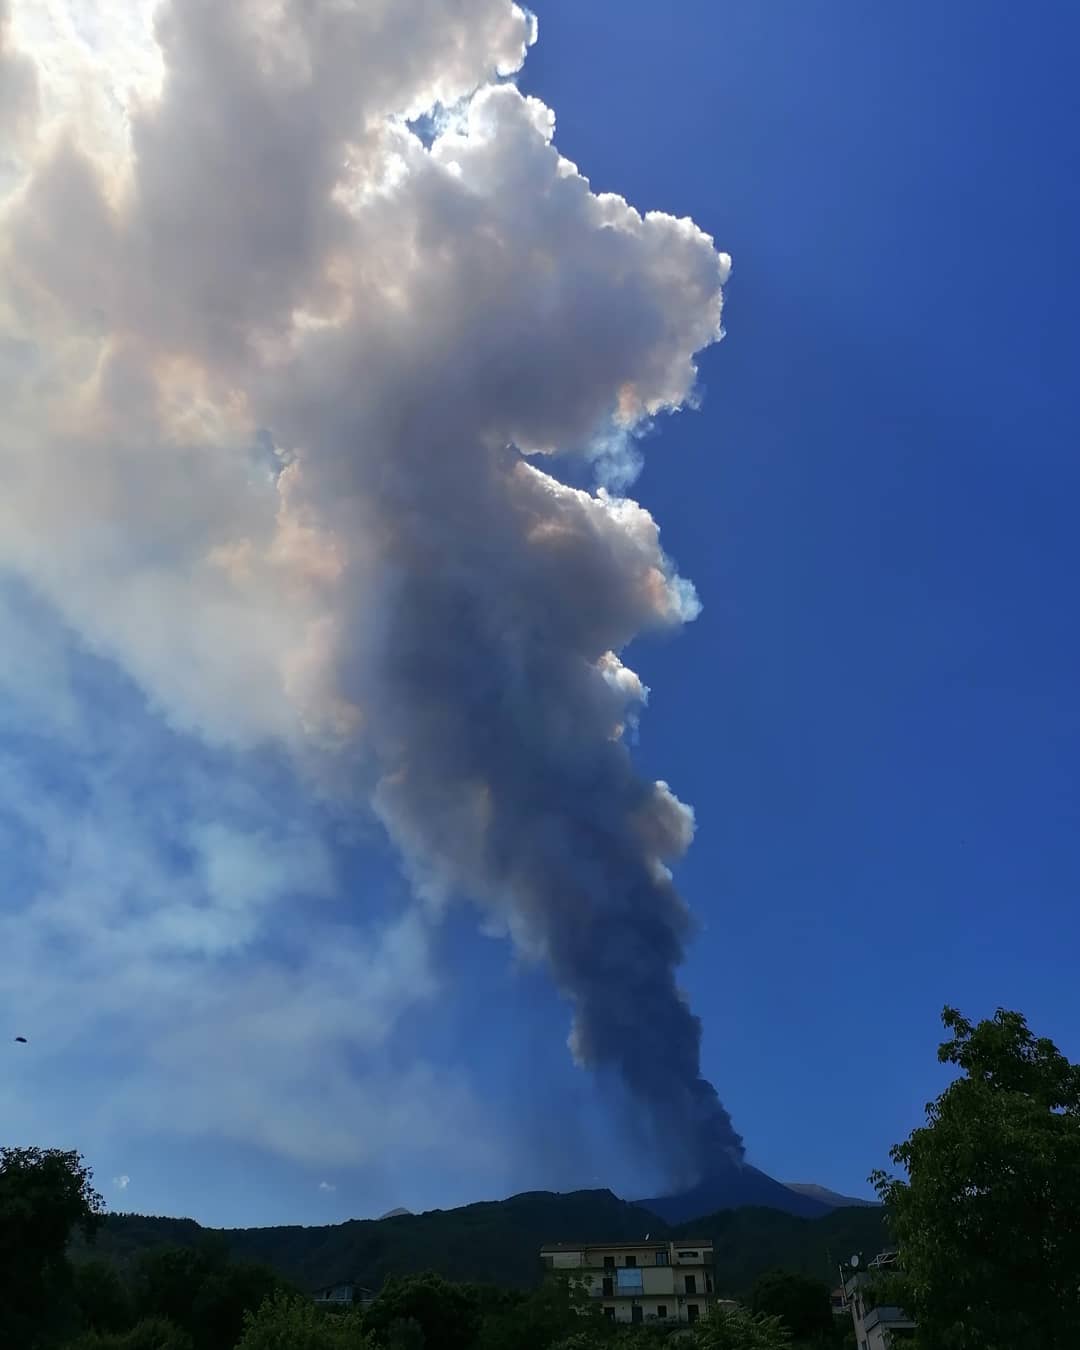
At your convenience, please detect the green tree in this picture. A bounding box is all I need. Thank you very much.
[133,1242,293,1350]
[749,1271,832,1341]
[133,1246,213,1339]
[0,1146,104,1347]
[549,1328,665,1350]
[73,1258,134,1334]
[235,1290,371,1349]
[793,1319,855,1350]
[383,1317,425,1350]
[363,1273,479,1350]
[872,1005,1080,1349]
[191,1257,288,1349]
[476,1275,599,1350]
[691,1304,791,1350]
[64,1317,194,1350]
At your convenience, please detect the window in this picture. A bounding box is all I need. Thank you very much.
[655,1249,669,1266]
[705,1275,713,1293]
[632,1307,643,1325]
[602,1278,613,1298]
[603,1256,615,1270]
[687,1305,700,1324]
[656,1306,668,1320]
[624,1254,637,1267]
[684,1275,697,1295]
[604,1308,615,1322]
[678,1251,700,1260]
[617,1268,643,1294]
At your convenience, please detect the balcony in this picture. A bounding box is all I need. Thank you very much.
[863,1306,916,1332]
[585,1271,645,1298]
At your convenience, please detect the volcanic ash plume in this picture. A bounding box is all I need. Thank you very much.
[0,0,742,1176]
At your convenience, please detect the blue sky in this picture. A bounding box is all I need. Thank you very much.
[1,0,1078,1228]
[521,0,1080,1193]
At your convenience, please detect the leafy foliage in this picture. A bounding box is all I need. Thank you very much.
[73,1259,135,1334]
[790,1319,854,1350]
[234,1290,371,1349]
[549,1327,670,1350]
[362,1272,482,1350]
[873,1005,1080,1349]
[690,1302,791,1349]
[748,1270,832,1340]
[132,1240,295,1350]
[0,1146,105,1348]
[65,1317,194,1350]
[381,1317,426,1350]
[475,1273,600,1350]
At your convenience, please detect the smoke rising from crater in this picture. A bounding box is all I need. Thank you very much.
[0,0,742,1177]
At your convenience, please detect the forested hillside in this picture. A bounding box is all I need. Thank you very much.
[72,1189,886,1295]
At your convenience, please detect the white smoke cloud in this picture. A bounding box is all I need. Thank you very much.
[0,1,37,168]
[0,0,736,1183]
[113,1174,131,1190]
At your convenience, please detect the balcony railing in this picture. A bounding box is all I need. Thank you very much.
[863,1306,916,1332]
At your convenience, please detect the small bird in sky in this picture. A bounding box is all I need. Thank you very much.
[14,1036,27,1043]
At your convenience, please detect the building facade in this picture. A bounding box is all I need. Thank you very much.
[312,1282,374,1308]
[540,1239,718,1325]
[843,1253,916,1349]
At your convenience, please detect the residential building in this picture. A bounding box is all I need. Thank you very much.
[312,1281,374,1308]
[843,1252,915,1349]
[540,1238,717,1325]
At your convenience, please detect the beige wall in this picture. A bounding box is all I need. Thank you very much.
[602,1296,715,1325]
[583,1247,674,1266]
[541,1242,714,1270]
[549,1252,583,1269]
[641,1267,676,1296]
[672,1245,709,1265]
[541,1242,716,1319]
[548,1242,702,1263]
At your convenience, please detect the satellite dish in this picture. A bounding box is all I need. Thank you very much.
[849,1254,860,1269]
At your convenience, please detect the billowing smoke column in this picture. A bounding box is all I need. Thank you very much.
[0,0,742,1177]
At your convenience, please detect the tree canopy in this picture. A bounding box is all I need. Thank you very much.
[234,1291,370,1349]
[0,1146,104,1348]
[66,1317,195,1350]
[132,1240,294,1350]
[73,1259,135,1335]
[690,1303,791,1349]
[362,1272,482,1350]
[749,1271,832,1341]
[873,1005,1080,1349]
[475,1274,597,1350]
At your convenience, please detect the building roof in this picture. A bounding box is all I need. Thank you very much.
[539,1238,713,1252]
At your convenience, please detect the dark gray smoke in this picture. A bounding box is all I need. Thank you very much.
[362,452,746,1175]
[0,0,742,1180]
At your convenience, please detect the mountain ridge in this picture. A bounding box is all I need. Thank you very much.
[77,1185,887,1296]
[637,1163,831,1223]
[783,1182,878,1209]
